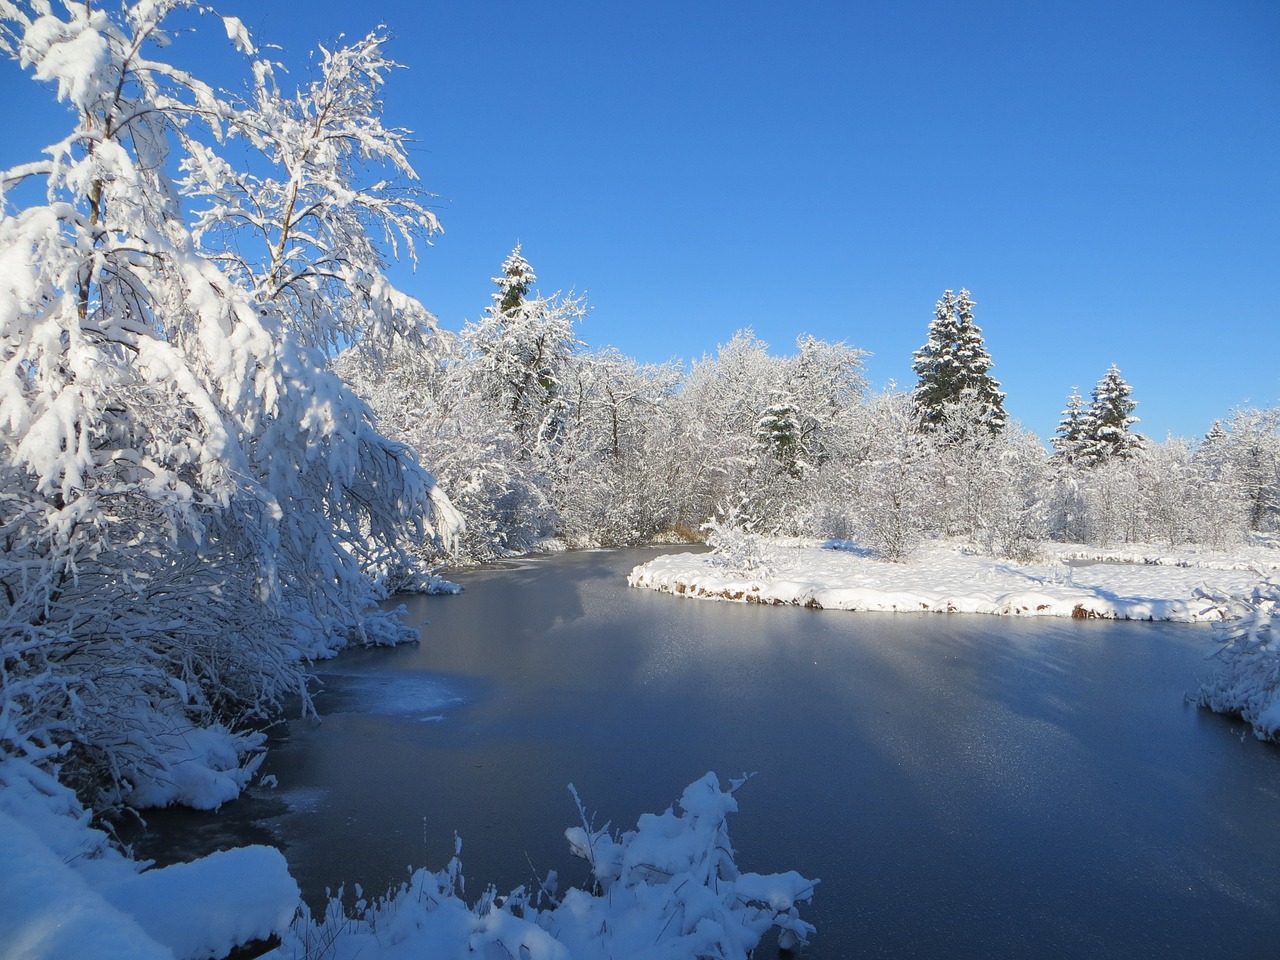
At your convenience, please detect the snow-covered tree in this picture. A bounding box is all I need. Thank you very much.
[1133,438,1199,548]
[1075,457,1143,546]
[463,245,584,448]
[0,1,456,808]
[183,28,442,358]
[1078,364,1144,464]
[911,288,1007,436]
[1186,424,1250,547]
[1208,407,1280,532]
[338,332,552,566]
[784,334,868,466]
[669,330,782,529]
[847,391,934,561]
[1051,387,1088,463]
[923,400,1049,556]
[549,348,681,547]
[975,427,1051,560]
[754,390,805,479]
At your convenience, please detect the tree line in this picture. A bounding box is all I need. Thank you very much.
[344,270,1280,566]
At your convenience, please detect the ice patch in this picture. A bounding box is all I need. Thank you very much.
[278,786,326,815]
[311,672,465,718]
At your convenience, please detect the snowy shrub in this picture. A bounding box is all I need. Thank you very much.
[1196,580,1280,741]
[702,504,778,576]
[0,523,303,810]
[279,773,817,960]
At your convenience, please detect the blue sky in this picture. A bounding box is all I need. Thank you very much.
[2,0,1277,440]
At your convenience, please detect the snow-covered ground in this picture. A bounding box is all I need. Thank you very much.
[629,538,1280,622]
[1,758,814,960]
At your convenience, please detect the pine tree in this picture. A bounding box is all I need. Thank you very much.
[911,288,1007,435]
[754,391,805,478]
[1052,387,1088,463]
[1078,364,1144,463]
[464,245,583,446]
[493,244,536,315]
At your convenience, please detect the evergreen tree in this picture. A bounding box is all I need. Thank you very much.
[464,245,583,446]
[754,391,805,478]
[1079,364,1144,463]
[493,244,536,315]
[911,288,1007,435]
[1051,387,1088,463]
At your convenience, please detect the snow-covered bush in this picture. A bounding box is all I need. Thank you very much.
[278,773,817,960]
[1196,580,1280,741]
[702,504,778,576]
[849,392,933,562]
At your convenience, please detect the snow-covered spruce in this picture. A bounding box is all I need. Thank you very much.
[277,772,816,960]
[911,288,1007,436]
[1196,581,1280,740]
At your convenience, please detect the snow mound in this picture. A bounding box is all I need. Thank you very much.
[630,539,1270,622]
[124,722,266,811]
[0,758,297,960]
[100,846,299,960]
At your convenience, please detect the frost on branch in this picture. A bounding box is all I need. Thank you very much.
[1196,580,1280,741]
[0,0,459,810]
[281,773,818,959]
[183,25,442,358]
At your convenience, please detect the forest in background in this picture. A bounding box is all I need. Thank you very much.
[342,248,1280,567]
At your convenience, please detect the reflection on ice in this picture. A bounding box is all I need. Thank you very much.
[310,672,465,718]
[277,785,326,815]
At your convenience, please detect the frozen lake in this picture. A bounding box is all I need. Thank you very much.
[148,546,1280,958]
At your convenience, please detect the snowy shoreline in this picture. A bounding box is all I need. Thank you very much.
[628,539,1280,622]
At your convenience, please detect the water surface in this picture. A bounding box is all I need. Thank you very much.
[236,548,1280,958]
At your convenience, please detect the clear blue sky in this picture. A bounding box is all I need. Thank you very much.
[2,0,1277,441]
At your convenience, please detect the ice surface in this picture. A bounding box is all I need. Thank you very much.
[311,671,465,717]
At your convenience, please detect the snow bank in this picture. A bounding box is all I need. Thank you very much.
[1196,581,1280,741]
[99,847,298,960]
[2,758,812,960]
[0,758,297,960]
[275,773,817,960]
[1046,536,1280,574]
[0,809,172,960]
[629,539,1274,622]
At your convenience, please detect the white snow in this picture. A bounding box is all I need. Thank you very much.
[628,538,1280,622]
[0,759,298,960]
[274,772,816,960]
[98,847,299,960]
[1,756,811,960]
[123,723,266,812]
